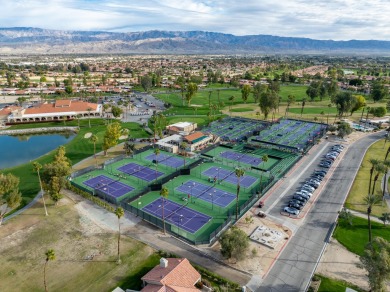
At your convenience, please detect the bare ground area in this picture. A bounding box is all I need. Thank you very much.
[200,212,291,278]
[317,238,369,290]
[0,195,157,292]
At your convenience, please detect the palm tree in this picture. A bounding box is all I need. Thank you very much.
[33,162,48,216]
[87,107,92,128]
[259,155,269,197]
[89,134,98,167]
[368,159,380,195]
[382,160,390,198]
[154,148,160,182]
[43,249,55,292]
[228,95,235,116]
[160,186,169,234]
[385,145,390,161]
[371,162,385,195]
[363,194,382,244]
[180,142,188,166]
[208,91,212,109]
[300,98,306,117]
[327,104,332,124]
[114,207,124,264]
[235,168,245,221]
[76,114,82,128]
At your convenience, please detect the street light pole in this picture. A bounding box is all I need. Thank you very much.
[138,201,142,217]
[209,193,213,210]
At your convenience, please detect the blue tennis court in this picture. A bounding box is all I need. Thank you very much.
[118,162,164,182]
[219,151,262,166]
[145,153,185,168]
[142,197,211,234]
[202,166,257,188]
[175,180,236,208]
[84,175,134,198]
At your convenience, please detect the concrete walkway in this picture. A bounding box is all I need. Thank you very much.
[345,208,384,224]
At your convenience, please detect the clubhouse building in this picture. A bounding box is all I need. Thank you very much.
[6,99,102,124]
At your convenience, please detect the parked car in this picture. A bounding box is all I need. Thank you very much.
[311,174,324,180]
[289,203,303,210]
[306,181,319,189]
[290,199,305,206]
[300,189,313,197]
[292,194,308,202]
[302,184,315,192]
[295,191,310,200]
[315,170,327,176]
[284,206,300,215]
[319,163,331,168]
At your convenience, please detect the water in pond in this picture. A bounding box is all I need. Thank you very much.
[0,133,75,169]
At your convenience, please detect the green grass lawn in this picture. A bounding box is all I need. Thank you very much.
[2,119,149,207]
[317,274,366,292]
[230,107,254,112]
[333,216,390,256]
[279,85,308,101]
[345,139,389,217]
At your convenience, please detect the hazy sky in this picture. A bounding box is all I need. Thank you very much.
[2,0,389,40]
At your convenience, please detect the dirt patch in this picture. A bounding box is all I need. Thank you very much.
[119,135,128,140]
[199,211,290,277]
[0,194,155,291]
[317,238,369,290]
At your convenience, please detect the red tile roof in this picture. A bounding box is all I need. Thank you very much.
[0,106,22,116]
[184,132,204,142]
[24,100,98,115]
[141,258,200,289]
[55,100,71,107]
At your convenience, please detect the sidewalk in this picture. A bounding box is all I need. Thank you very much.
[345,208,383,224]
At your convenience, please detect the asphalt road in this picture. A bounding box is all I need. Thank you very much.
[256,132,384,292]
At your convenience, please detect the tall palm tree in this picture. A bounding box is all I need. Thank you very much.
[228,95,235,116]
[371,163,386,195]
[89,134,98,167]
[300,98,306,117]
[208,91,212,109]
[259,155,269,197]
[382,160,390,199]
[180,142,188,166]
[160,186,169,234]
[327,104,332,124]
[76,114,82,128]
[363,194,382,244]
[87,107,92,128]
[33,162,48,216]
[114,207,124,264]
[385,145,390,161]
[235,168,245,221]
[368,159,380,195]
[154,148,160,182]
[43,249,55,292]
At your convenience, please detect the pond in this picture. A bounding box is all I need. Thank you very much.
[0,132,75,169]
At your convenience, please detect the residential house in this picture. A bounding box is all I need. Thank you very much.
[141,258,201,292]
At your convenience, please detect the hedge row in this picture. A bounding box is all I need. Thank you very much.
[68,185,115,213]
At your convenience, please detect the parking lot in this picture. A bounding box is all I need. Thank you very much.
[257,140,346,229]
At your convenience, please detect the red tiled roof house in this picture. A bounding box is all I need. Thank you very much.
[141,258,201,292]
